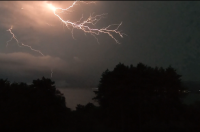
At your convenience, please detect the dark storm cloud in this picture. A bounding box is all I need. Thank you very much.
[103,1,200,80]
[0,52,67,78]
[0,52,100,87]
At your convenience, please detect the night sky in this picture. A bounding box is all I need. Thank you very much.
[0,1,200,89]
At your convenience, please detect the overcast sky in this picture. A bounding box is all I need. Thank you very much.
[0,1,200,88]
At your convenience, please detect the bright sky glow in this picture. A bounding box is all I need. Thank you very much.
[5,1,125,79]
[47,3,56,12]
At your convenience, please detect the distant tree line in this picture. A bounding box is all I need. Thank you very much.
[0,63,200,131]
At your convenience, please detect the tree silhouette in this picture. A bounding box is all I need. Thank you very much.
[0,77,71,131]
[1,65,199,131]
[72,102,106,132]
[93,63,188,131]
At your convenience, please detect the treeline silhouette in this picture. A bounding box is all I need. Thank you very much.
[0,63,200,131]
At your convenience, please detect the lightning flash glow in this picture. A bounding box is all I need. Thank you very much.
[6,1,125,78]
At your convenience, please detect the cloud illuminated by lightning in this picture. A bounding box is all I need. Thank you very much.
[7,1,124,56]
[46,1,125,44]
[6,1,125,79]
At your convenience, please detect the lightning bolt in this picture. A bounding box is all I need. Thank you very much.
[5,1,125,79]
[47,1,125,44]
[6,26,22,47]
[6,26,53,78]
[21,43,44,56]
[6,26,44,56]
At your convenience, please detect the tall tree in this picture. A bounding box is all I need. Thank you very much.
[93,63,187,131]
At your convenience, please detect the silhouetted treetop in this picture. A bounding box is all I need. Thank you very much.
[95,63,187,105]
[0,79,10,89]
[0,77,70,131]
[93,62,187,131]
[31,76,56,90]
